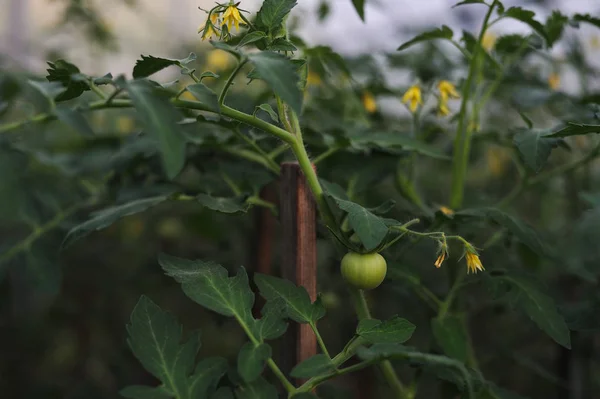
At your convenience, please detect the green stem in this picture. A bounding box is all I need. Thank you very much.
[222,147,280,174]
[449,0,497,208]
[312,146,340,165]
[235,315,295,393]
[219,59,248,105]
[0,196,97,263]
[246,196,278,216]
[88,80,107,99]
[230,128,282,173]
[310,322,331,359]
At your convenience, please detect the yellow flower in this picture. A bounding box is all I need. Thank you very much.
[465,252,484,274]
[199,22,217,41]
[434,251,447,268]
[223,4,243,31]
[482,32,497,51]
[402,85,422,113]
[362,91,377,113]
[548,73,560,90]
[306,71,322,87]
[438,80,460,100]
[206,49,232,71]
[437,99,450,117]
[439,206,454,216]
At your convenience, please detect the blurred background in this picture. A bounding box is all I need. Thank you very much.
[1,1,600,398]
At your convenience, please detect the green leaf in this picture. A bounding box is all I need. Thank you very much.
[200,71,220,81]
[55,106,95,137]
[545,11,569,47]
[290,354,336,378]
[210,41,242,59]
[133,53,197,79]
[513,128,561,172]
[159,254,254,321]
[573,13,600,30]
[328,196,388,251]
[253,299,288,340]
[255,104,279,122]
[489,273,571,348]
[195,194,249,213]
[351,0,365,21]
[456,207,549,257]
[28,80,66,103]
[235,377,278,399]
[126,296,227,399]
[356,316,416,344]
[502,7,547,43]
[189,357,230,398]
[545,122,600,138]
[256,0,298,33]
[254,273,325,324]
[46,59,89,101]
[355,343,415,361]
[62,196,169,248]
[186,83,220,113]
[452,0,487,7]
[269,38,297,52]
[127,79,187,179]
[431,315,469,363]
[247,52,302,115]
[211,387,234,399]
[350,132,450,160]
[397,25,453,51]
[237,31,268,48]
[238,342,272,383]
[120,385,171,399]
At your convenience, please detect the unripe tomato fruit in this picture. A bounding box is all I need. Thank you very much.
[340,252,387,290]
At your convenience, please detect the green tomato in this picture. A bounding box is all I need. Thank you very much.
[340,252,387,290]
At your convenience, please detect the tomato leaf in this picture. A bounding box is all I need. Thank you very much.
[237,31,268,48]
[328,196,389,251]
[120,385,171,399]
[186,83,220,113]
[235,377,278,399]
[545,122,600,138]
[290,354,336,378]
[572,13,600,30]
[487,272,571,349]
[194,193,250,213]
[126,79,187,179]
[502,7,547,44]
[397,25,453,51]
[238,342,272,383]
[431,315,469,363]
[54,106,95,137]
[159,254,255,322]
[132,53,196,79]
[62,196,169,249]
[248,51,302,115]
[513,128,562,172]
[356,316,416,344]
[255,0,298,33]
[125,296,228,398]
[254,273,325,324]
[351,0,365,21]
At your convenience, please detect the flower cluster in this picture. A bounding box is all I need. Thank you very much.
[401,80,460,116]
[432,237,484,274]
[436,80,460,116]
[199,2,245,41]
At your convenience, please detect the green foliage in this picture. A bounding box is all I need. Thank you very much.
[356,316,416,344]
[350,0,365,21]
[132,53,197,79]
[255,0,298,34]
[291,355,336,378]
[124,296,228,399]
[397,26,453,51]
[237,342,272,382]
[46,59,90,101]
[186,83,220,113]
[431,315,469,363]
[126,79,187,179]
[254,274,325,324]
[488,272,571,349]
[513,128,563,172]
[248,52,302,114]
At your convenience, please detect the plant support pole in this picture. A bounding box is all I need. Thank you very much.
[280,162,318,381]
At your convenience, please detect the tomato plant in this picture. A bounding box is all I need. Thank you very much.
[2,0,600,398]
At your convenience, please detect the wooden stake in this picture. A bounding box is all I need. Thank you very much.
[279,162,317,378]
